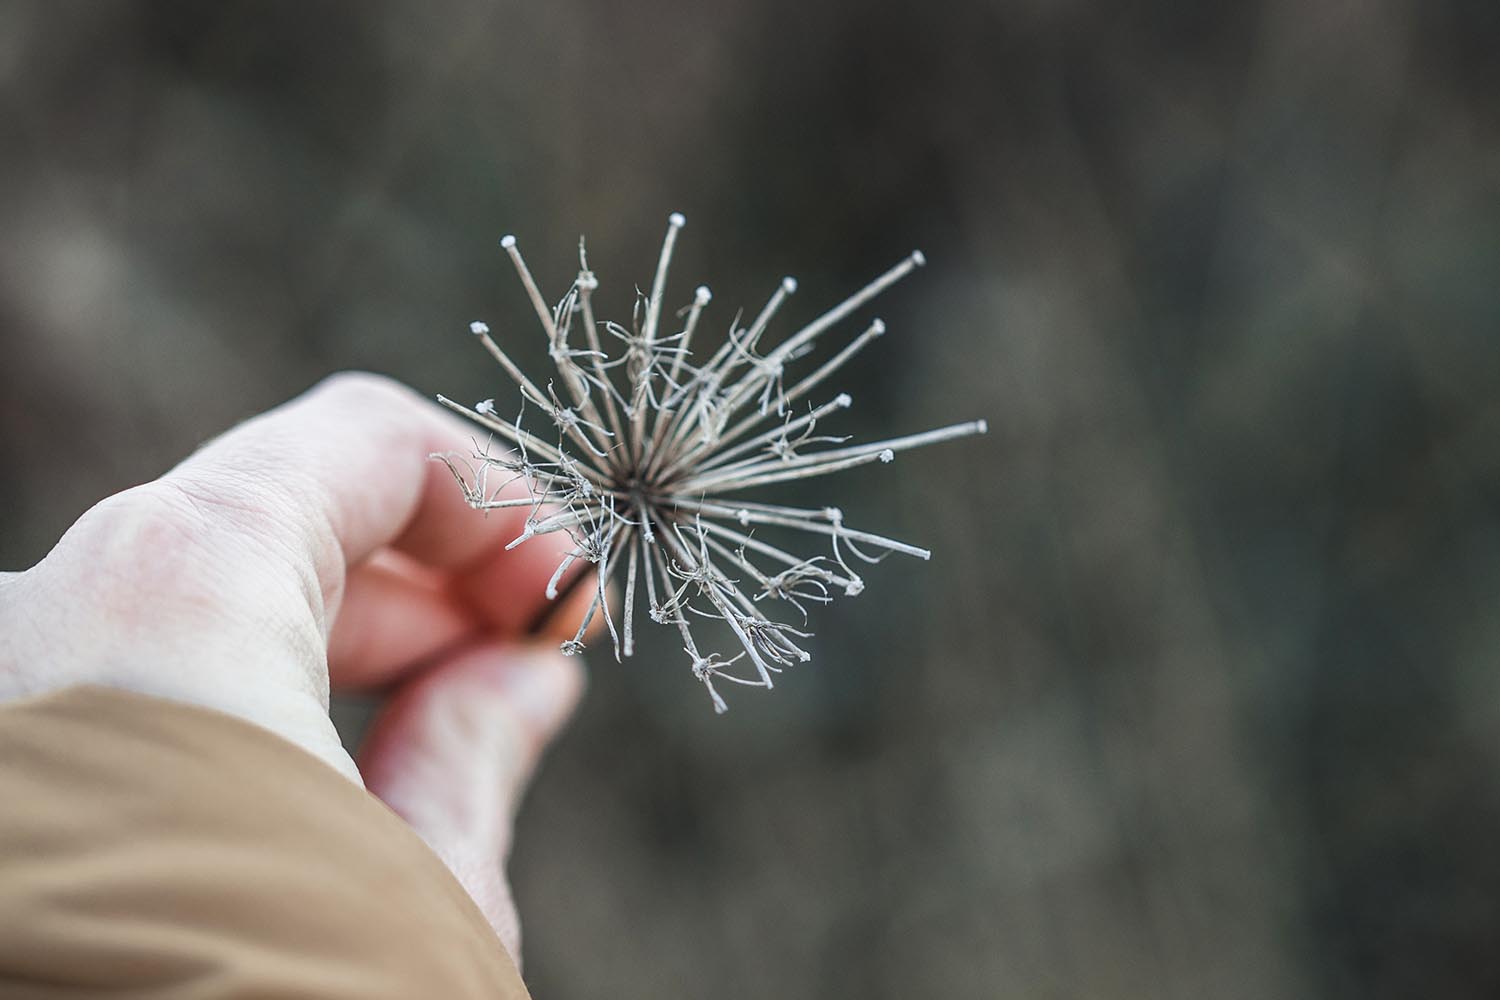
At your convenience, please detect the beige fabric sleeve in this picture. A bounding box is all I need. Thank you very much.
[0,685,529,999]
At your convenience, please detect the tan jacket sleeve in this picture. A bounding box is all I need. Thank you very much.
[0,686,529,999]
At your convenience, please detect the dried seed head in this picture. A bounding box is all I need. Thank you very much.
[438,212,985,712]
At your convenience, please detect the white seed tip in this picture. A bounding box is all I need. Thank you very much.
[475,398,497,415]
[500,234,517,249]
[878,449,895,463]
[911,250,926,266]
[835,392,852,407]
[871,318,886,335]
[695,285,712,305]
[781,276,798,294]
[669,212,686,228]
[469,321,490,335]
[976,419,989,434]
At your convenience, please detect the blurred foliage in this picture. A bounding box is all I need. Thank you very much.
[2,1,1499,997]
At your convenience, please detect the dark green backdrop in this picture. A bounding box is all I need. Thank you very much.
[2,2,1498,996]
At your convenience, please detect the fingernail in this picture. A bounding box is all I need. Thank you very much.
[501,651,581,731]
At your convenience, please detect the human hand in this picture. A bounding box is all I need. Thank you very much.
[0,372,590,957]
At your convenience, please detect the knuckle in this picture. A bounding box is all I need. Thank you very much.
[51,480,331,663]
[67,481,270,592]
[86,480,222,550]
[37,483,224,619]
[26,493,332,712]
[70,479,290,595]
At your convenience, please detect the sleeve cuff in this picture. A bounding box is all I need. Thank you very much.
[0,685,529,999]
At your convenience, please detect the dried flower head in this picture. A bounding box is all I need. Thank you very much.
[436,213,986,713]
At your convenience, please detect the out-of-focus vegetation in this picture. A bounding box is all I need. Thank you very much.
[3,2,1498,997]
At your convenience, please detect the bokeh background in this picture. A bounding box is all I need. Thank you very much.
[3,1,1499,997]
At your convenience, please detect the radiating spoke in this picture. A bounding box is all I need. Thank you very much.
[440,216,979,711]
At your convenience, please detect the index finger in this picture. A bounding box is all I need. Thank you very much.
[166,372,556,600]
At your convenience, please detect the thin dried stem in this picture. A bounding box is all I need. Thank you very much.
[440,217,979,712]
[667,497,933,560]
[499,235,559,346]
[674,447,898,495]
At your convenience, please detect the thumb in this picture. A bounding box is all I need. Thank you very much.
[357,640,585,961]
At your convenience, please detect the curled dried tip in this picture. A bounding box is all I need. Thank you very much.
[669,211,687,228]
[469,321,490,335]
[694,285,712,305]
[834,392,853,407]
[499,234,517,249]
[781,276,798,294]
[878,449,895,463]
[870,318,887,335]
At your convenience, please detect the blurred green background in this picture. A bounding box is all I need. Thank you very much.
[3,1,1499,997]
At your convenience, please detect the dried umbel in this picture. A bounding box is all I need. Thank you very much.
[437,213,985,712]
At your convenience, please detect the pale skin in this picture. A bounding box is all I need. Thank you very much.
[0,371,593,963]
